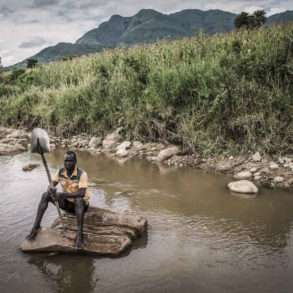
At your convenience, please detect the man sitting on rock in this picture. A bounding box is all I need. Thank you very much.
[26,151,90,248]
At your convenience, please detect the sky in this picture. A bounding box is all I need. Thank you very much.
[0,0,292,66]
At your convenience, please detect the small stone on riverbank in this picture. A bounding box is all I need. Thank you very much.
[252,152,262,162]
[1,127,293,191]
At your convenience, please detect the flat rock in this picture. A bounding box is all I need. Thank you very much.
[157,146,180,162]
[22,163,40,172]
[228,180,258,194]
[273,176,284,183]
[0,143,26,156]
[216,160,234,172]
[20,207,147,256]
[269,162,279,170]
[6,129,29,139]
[132,141,144,150]
[233,171,252,180]
[250,167,258,173]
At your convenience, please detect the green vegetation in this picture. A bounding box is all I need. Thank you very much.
[235,10,267,30]
[1,24,293,155]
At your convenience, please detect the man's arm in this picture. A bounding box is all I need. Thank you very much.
[58,171,88,199]
[57,188,86,199]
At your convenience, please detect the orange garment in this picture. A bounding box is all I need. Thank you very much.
[52,166,90,203]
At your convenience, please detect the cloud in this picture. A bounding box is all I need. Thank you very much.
[33,0,58,7]
[0,0,293,66]
[0,5,14,17]
[267,7,287,15]
[19,37,48,48]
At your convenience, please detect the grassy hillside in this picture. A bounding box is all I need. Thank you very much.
[13,9,293,67]
[1,24,293,155]
[16,9,236,66]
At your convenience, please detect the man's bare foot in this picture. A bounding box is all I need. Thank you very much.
[74,234,83,249]
[26,227,40,241]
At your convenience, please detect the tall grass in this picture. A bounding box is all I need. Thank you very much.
[1,24,293,155]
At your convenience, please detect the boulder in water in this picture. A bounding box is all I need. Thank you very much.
[228,180,258,194]
[20,207,147,256]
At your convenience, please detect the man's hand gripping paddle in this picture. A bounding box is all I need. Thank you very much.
[31,128,63,220]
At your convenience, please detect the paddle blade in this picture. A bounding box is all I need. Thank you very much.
[31,128,50,153]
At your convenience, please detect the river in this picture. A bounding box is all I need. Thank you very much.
[1,150,293,293]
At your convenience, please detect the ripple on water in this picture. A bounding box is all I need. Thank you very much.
[1,152,293,293]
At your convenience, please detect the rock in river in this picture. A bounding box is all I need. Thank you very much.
[157,146,180,162]
[22,163,40,172]
[20,207,147,256]
[228,180,258,194]
[0,142,26,156]
[216,160,234,172]
[233,171,252,180]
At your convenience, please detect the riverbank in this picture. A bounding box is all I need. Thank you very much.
[1,126,292,191]
[1,24,293,157]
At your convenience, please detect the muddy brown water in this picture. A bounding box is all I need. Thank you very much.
[1,149,293,293]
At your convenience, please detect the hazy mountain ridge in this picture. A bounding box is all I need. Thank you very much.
[14,8,293,67]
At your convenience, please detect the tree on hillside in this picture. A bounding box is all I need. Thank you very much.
[235,10,267,29]
[253,10,266,28]
[234,12,250,29]
[26,58,38,68]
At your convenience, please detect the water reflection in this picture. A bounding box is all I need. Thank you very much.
[28,255,96,293]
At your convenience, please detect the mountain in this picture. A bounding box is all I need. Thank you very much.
[76,9,236,46]
[29,42,102,62]
[267,10,293,24]
[14,9,293,67]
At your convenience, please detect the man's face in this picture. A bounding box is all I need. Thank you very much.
[64,154,76,171]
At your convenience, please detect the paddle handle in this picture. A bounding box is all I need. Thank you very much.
[40,152,63,219]
[40,152,52,183]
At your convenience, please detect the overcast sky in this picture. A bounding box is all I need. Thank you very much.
[0,0,292,66]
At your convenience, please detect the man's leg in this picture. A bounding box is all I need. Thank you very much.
[26,191,53,240]
[74,198,87,248]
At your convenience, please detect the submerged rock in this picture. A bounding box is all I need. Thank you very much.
[20,207,147,256]
[228,180,258,194]
[22,163,40,172]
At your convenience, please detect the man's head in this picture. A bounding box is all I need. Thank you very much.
[64,151,77,171]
